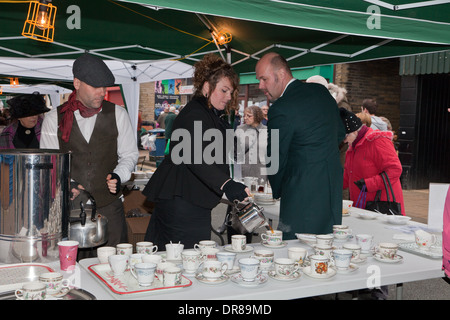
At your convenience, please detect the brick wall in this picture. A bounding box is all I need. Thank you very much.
[334,58,401,132]
[138,81,189,123]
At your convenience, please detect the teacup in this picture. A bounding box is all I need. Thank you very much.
[201,260,228,279]
[332,249,353,270]
[238,258,260,281]
[131,262,157,287]
[332,225,352,240]
[163,266,183,286]
[376,242,398,259]
[165,243,184,260]
[39,272,70,295]
[316,234,334,246]
[15,281,47,300]
[251,249,274,271]
[136,241,158,255]
[142,254,163,265]
[414,230,437,249]
[274,258,299,278]
[231,235,247,251]
[216,251,237,270]
[156,262,176,283]
[355,234,374,252]
[129,253,144,270]
[343,243,362,261]
[201,248,220,261]
[287,247,308,265]
[108,254,129,276]
[97,246,116,264]
[314,244,333,259]
[181,250,202,274]
[194,240,217,254]
[310,254,329,275]
[342,200,353,214]
[260,230,283,246]
[116,243,133,256]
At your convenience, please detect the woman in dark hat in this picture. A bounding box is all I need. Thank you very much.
[0,92,50,149]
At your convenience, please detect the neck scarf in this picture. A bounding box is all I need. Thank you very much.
[59,90,102,142]
[352,125,369,149]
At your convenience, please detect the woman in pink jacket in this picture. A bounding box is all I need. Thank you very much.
[342,111,405,215]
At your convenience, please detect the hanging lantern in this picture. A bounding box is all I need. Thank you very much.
[9,77,19,86]
[22,0,57,43]
[212,29,232,46]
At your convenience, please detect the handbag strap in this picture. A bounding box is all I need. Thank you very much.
[355,185,367,208]
[380,171,397,202]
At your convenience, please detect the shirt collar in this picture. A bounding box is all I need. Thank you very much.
[280,78,296,97]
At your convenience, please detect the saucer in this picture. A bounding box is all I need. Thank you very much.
[335,263,359,274]
[224,245,254,253]
[195,273,229,284]
[230,273,268,287]
[351,256,367,264]
[225,266,240,275]
[268,270,301,281]
[50,286,71,298]
[260,241,288,248]
[302,266,337,280]
[372,253,403,263]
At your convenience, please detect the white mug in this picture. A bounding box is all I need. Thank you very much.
[15,281,47,300]
[309,255,329,275]
[97,246,116,264]
[260,230,282,246]
[163,267,183,286]
[201,260,228,279]
[39,272,70,295]
[165,243,184,260]
[287,247,308,265]
[238,258,260,281]
[116,243,133,256]
[231,235,247,251]
[274,258,299,278]
[181,250,202,274]
[108,254,128,276]
[414,230,437,249]
[131,262,157,287]
[136,241,158,255]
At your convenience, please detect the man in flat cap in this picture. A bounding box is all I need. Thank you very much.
[40,53,138,255]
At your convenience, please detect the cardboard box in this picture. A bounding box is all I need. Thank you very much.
[126,215,151,248]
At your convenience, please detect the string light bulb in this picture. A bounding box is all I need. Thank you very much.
[22,0,57,42]
[212,29,232,46]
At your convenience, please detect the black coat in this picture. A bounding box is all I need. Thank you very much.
[142,96,231,209]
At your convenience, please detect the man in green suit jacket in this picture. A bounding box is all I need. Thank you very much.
[256,52,346,239]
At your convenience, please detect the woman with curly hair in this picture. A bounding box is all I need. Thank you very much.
[143,54,250,248]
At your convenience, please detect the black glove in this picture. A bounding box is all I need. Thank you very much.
[222,180,248,202]
[354,179,366,190]
[108,172,121,195]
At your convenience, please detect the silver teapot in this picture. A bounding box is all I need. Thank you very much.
[68,190,108,248]
[222,198,268,234]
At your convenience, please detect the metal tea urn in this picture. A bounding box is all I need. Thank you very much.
[0,149,71,263]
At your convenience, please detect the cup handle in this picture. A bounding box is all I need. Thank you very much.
[221,263,228,274]
[15,289,24,300]
[61,279,71,288]
[194,244,201,252]
[261,234,268,241]
[130,267,138,279]
[152,245,158,254]
[431,234,437,245]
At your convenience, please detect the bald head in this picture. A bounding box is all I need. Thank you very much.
[255,52,293,102]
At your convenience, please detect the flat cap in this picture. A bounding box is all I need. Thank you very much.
[73,53,115,87]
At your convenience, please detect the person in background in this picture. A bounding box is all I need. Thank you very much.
[156,105,169,129]
[236,105,267,180]
[0,92,50,149]
[361,99,388,131]
[142,53,250,249]
[261,104,269,125]
[164,106,177,142]
[256,52,345,239]
[40,53,138,251]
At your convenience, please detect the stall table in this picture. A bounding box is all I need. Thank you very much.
[76,211,444,300]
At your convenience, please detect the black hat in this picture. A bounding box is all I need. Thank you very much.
[339,108,362,134]
[7,92,50,119]
[73,53,115,87]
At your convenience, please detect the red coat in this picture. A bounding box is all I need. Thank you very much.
[343,127,405,215]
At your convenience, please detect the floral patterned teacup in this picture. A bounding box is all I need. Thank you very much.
[310,255,329,275]
[39,272,70,295]
[274,258,299,278]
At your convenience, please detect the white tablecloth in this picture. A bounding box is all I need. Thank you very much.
[75,212,444,300]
